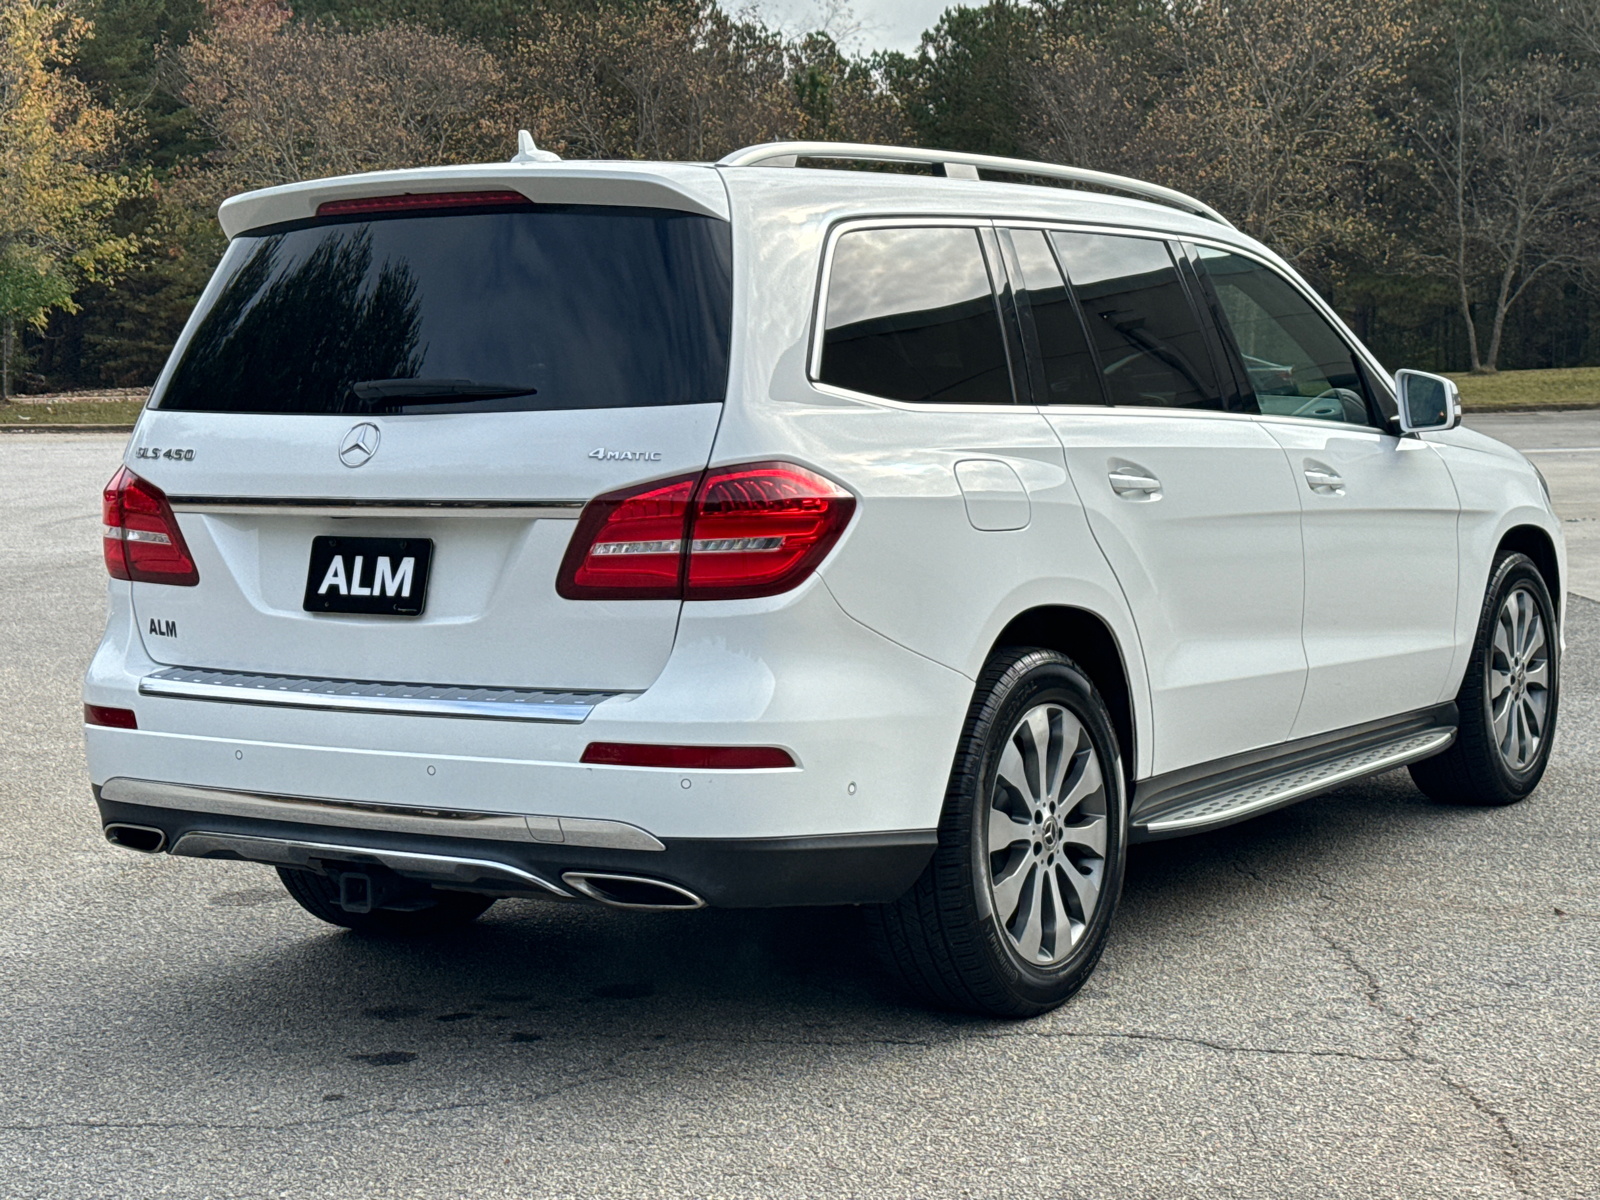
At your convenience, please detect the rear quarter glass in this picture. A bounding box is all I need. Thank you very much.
[155,204,732,415]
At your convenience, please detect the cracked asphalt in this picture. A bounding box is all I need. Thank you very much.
[2,420,1598,1199]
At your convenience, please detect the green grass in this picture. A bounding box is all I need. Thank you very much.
[0,400,144,426]
[1447,366,1600,411]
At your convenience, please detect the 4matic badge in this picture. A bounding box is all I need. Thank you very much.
[589,447,662,462]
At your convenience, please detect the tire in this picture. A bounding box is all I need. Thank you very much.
[868,647,1129,1018]
[276,867,496,935]
[1410,551,1559,806]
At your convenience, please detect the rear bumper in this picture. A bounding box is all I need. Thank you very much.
[95,785,936,908]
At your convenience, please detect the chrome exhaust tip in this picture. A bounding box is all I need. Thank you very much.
[104,823,167,854]
[561,872,704,911]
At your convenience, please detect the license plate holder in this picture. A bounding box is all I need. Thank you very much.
[303,536,433,616]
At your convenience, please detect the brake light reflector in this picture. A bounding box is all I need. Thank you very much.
[102,467,199,586]
[686,462,855,600]
[556,462,855,601]
[84,704,137,729]
[580,742,796,769]
[316,191,531,218]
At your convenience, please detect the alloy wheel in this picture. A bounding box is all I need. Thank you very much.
[986,703,1108,965]
[1489,584,1550,772]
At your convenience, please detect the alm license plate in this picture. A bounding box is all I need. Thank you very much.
[303,536,433,616]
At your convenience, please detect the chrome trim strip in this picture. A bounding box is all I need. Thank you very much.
[169,498,583,519]
[100,777,667,852]
[168,831,572,897]
[1142,729,1455,834]
[139,667,621,724]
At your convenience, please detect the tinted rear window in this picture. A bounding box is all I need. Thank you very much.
[156,205,733,415]
[1051,232,1222,411]
[818,226,1013,405]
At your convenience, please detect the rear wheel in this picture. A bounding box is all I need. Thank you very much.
[1410,551,1559,806]
[868,647,1128,1017]
[276,867,496,935]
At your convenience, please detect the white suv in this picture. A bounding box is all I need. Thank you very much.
[85,140,1565,1017]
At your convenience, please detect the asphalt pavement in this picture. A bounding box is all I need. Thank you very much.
[1,418,1598,1199]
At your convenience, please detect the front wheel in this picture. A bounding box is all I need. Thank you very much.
[868,647,1128,1017]
[1410,551,1559,806]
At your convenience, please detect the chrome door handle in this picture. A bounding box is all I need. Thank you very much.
[1109,470,1162,496]
[1303,462,1345,495]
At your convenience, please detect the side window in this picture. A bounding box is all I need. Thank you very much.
[1194,246,1373,426]
[1009,230,1105,405]
[818,226,1013,405]
[1051,232,1223,410]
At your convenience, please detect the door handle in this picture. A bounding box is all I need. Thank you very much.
[1109,469,1162,496]
[1303,461,1345,495]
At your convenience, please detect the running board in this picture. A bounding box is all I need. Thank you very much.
[1134,718,1455,840]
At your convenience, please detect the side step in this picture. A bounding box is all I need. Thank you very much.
[1135,727,1454,839]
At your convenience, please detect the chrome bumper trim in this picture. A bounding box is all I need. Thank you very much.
[169,498,583,519]
[168,831,571,897]
[100,777,667,852]
[138,666,621,724]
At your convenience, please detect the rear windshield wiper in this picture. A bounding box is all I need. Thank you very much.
[348,378,537,406]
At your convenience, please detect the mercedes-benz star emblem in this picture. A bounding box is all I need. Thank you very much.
[338,422,381,468]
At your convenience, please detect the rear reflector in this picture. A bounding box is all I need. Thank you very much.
[84,704,137,729]
[557,462,855,601]
[102,467,199,586]
[316,191,531,218]
[580,743,796,769]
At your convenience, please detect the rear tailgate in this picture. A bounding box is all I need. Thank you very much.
[123,191,732,693]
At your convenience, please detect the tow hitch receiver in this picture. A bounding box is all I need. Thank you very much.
[335,868,434,914]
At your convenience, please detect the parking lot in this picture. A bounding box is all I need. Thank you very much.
[2,416,1597,1199]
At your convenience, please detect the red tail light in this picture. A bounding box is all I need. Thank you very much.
[580,742,795,769]
[102,467,199,586]
[556,462,855,601]
[556,474,697,600]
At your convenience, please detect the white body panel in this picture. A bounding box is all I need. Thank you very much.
[1259,418,1462,738]
[85,157,1566,876]
[1046,409,1306,774]
[124,405,722,689]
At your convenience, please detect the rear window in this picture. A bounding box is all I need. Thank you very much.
[817,226,1013,405]
[156,204,733,415]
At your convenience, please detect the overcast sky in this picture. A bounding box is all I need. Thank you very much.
[748,0,952,53]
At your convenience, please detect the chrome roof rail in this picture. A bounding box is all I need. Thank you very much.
[716,141,1233,228]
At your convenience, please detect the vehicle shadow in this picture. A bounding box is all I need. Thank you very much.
[108,765,1478,1090]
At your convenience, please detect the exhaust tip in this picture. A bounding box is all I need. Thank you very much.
[561,872,704,911]
[105,823,167,854]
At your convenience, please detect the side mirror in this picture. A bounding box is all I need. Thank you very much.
[1394,369,1460,433]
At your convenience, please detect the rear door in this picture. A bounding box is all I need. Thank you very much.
[1189,243,1460,737]
[1014,227,1308,775]
[125,197,734,691]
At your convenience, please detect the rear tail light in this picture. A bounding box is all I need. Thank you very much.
[580,742,795,769]
[84,704,137,729]
[557,462,854,601]
[102,467,199,586]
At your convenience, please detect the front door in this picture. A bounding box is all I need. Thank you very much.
[1191,244,1460,738]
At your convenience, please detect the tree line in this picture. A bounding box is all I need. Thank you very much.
[4,0,1600,398]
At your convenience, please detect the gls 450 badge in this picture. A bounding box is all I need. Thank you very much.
[135,447,194,461]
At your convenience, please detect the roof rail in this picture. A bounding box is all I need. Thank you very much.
[716,141,1233,228]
